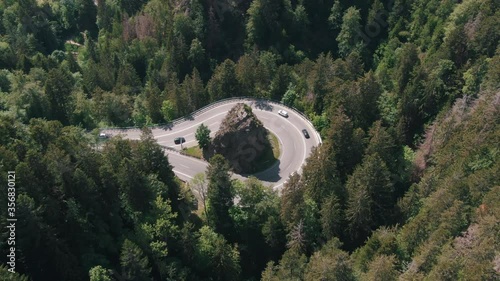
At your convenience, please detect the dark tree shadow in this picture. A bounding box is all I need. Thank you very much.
[254,99,274,111]
[161,123,174,131]
[243,160,282,183]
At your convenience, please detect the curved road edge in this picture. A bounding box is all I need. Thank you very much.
[101,98,322,189]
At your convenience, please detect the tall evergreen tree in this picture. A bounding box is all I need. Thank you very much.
[196,226,241,281]
[206,155,235,240]
[345,154,394,246]
[44,67,74,124]
[207,59,240,102]
[120,239,152,281]
[336,7,364,57]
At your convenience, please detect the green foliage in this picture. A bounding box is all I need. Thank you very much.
[195,123,211,149]
[280,83,297,107]
[261,249,308,281]
[346,154,394,245]
[196,226,241,281]
[361,254,398,281]
[89,266,112,281]
[206,154,235,240]
[280,172,304,230]
[0,266,29,280]
[161,100,175,122]
[207,59,240,102]
[320,194,343,241]
[351,227,400,274]
[328,0,342,30]
[231,177,285,277]
[337,7,364,58]
[44,66,75,124]
[304,239,355,281]
[120,239,151,281]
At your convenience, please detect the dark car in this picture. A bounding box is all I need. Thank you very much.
[302,129,310,139]
[174,137,186,145]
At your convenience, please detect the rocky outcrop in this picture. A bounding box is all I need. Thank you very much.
[210,103,271,173]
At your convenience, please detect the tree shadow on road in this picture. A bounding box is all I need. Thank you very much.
[254,99,274,111]
[161,123,174,130]
[242,160,282,183]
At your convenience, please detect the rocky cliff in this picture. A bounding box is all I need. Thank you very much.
[210,103,271,173]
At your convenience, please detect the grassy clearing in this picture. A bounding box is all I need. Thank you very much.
[182,146,203,159]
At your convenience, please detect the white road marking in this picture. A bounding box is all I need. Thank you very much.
[172,170,194,179]
[154,111,228,138]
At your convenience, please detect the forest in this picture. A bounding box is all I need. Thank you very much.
[0,0,498,280]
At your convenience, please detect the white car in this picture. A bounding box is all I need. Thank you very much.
[278,109,288,118]
[99,133,110,139]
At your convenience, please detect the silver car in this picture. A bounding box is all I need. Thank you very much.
[278,109,288,117]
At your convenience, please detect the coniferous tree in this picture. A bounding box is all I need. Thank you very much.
[304,239,355,281]
[345,154,394,246]
[44,67,74,124]
[336,7,364,58]
[206,155,235,240]
[320,194,344,241]
[207,59,240,102]
[325,108,364,183]
[89,266,112,281]
[280,172,304,230]
[120,239,152,281]
[196,226,241,281]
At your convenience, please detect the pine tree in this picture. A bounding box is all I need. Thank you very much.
[89,266,112,281]
[345,154,394,246]
[280,172,304,230]
[325,108,364,183]
[336,7,364,57]
[44,67,74,124]
[196,226,241,281]
[206,155,235,240]
[362,255,398,281]
[120,239,152,281]
[207,59,240,102]
[328,0,342,30]
[320,194,344,241]
[304,239,355,281]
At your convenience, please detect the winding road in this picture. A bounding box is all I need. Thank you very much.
[101,99,322,190]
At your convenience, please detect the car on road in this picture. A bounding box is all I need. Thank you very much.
[302,129,310,139]
[278,109,288,117]
[174,137,186,145]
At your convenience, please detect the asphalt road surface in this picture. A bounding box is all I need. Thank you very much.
[101,99,322,190]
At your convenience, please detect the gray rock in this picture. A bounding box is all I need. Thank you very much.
[210,103,271,173]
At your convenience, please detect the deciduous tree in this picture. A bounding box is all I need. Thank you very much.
[195,123,211,149]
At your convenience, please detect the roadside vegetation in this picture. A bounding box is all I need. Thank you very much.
[183,145,203,159]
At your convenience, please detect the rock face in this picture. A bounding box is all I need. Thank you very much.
[210,103,271,173]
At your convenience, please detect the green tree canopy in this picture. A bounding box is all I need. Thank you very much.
[206,154,235,240]
[195,123,211,149]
